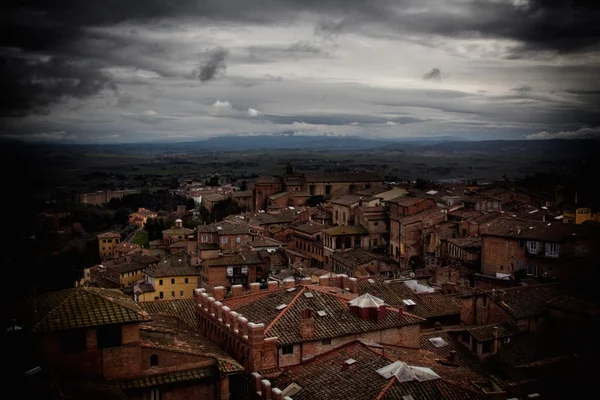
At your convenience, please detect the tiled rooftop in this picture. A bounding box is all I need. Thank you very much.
[97,231,121,238]
[145,254,200,278]
[464,323,520,342]
[388,196,428,207]
[140,298,197,329]
[331,194,363,206]
[292,223,331,234]
[224,285,423,346]
[332,248,385,268]
[488,283,569,319]
[30,287,150,332]
[380,377,489,400]
[108,261,148,274]
[322,225,368,236]
[271,341,391,400]
[201,252,264,267]
[304,172,382,183]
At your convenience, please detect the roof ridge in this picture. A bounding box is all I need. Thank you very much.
[85,287,149,318]
[32,288,77,331]
[264,286,306,334]
[374,375,395,400]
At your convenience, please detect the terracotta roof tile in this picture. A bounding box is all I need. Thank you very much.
[30,287,150,332]
[140,298,197,329]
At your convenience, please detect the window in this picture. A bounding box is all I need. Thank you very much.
[342,212,346,223]
[103,239,106,243]
[325,185,331,195]
[236,236,241,244]
[150,388,161,400]
[180,290,184,297]
[335,210,339,221]
[482,340,492,354]
[150,354,159,367]
[159,292,164,299]
[221,236,228,243]
[519,240,524,248]
[60,329,87,354]
[185,278,189,284]
[97,325,122,349]
[282,345,294,355]
[515,259,522,270]
[309,185,315,195]
[171,291,175,298]
[202,235,208,242]
[526,241,539,254]
[322,338,331,345]
[545,243,559,258]
[171,278,175,284]
[527,264,540,276]
[102,247,105,250]
[159,279,163,285]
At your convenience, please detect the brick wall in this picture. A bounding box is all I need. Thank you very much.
[481,236,526,276]
[102,345,142,379]
[141,348,210,370]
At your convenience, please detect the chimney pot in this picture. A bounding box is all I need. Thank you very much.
[250,282,261,294]
[231,284,243,297]
[267,280,279,291]
[448,350,458,364]
[283,278,295,288]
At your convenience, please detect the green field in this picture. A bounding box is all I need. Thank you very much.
[131,230,149,248]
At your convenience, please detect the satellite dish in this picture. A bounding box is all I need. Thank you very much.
[409,272,415,278]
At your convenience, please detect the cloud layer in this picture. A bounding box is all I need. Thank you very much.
[1,1,599,142]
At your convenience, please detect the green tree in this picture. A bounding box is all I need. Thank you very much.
[240,180,248,191]
[307,195,327,207]
[211,198,243,222]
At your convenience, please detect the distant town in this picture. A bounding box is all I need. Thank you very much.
[7,162,600,400]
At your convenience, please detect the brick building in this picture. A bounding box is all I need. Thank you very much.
[196,278,423,374]
[197,220,252,254]
[290,222,330,269]
[395,208,448,270]
[389,197,436,263]
[79,189,138,206]
[200,251,266,290]
[322,225,370,270]
[480,217,600,281]
[252,166,382,212]
[128,207,158,227]
[19,287,242,399]
[162,219,195,254]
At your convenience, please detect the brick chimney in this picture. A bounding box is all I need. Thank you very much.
[398,306,405,321]
[301,277,312,285]
[283,278,295,288]
[250,282,261,294]
[348,277,358,293]
[300,309,315,339]
[213,286,225,301]
[492,326,500,354]
[175,218,183,228]
[231,284,243,297]
[268,280,279,291]
[376,305,387,324]
[319,275,329,287]
[447,350,458,365]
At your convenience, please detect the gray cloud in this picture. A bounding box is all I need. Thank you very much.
[511,85,533,94]
[197,48,229,82]
[0,55,116,117]
[422,68,442,81]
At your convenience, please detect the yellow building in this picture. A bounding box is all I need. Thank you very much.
[138,254,201,302]
[563,207,599,225]
[97,232,121,258]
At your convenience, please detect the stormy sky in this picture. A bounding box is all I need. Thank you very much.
[1,1,599,142]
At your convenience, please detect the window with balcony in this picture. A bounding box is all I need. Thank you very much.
[545,243,559,258]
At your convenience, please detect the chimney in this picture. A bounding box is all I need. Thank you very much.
[213,286,225,301]
[261,380,272,400]
[340,274,349,290]
[348,277,358,293]
[300,309,315,339]
[231,284,243,297]
[319,275,329,287]
[301,277,312,285]
[492,326,500,354]
[376,305,387,324]
[283,278,295,288]
[398,306,405,321]
[250,282,261,294]
[447,350,458,365]
[175,219,183,228]
[268,280,279,291]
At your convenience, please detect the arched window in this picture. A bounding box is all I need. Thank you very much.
[150,354,159,367]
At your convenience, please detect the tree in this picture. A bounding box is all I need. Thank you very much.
[211,198,243,222]
[113,207,132,226]
[205,176,220,187]
[185,197,196,210]
[307,195,327,207]
[240,180,248,191]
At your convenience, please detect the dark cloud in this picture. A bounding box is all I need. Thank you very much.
[197,48,229,82]
[288,41,325,54]
[511,85,533,93]
[422,68,442,81]
[0,55,116,117]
